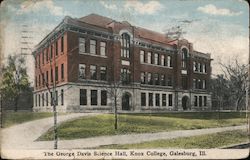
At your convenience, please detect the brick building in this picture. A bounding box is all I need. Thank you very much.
[33,14,212,112]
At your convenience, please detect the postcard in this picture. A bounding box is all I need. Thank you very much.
[0,0,249,159]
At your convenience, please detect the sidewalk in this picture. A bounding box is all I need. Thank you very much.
[1,112,247,149]
[1,113,100,150]
[57,125,248,149]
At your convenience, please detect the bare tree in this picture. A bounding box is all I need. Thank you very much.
[102,74,131,130]
[219,58,248,110]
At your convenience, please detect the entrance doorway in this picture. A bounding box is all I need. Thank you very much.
[182,96,189,110]
[122,92,131,110]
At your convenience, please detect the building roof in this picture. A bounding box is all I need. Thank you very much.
[78,13,175,45]
[79,13,114,28]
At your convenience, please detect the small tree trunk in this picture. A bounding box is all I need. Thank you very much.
[14,96,19,112]
[235,99,240,111]
[114,96,118,130]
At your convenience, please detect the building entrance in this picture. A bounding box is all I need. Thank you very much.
[182,96,189,110]
[122,92,131,110]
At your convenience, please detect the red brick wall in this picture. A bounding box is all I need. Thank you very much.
[34,32,68,91]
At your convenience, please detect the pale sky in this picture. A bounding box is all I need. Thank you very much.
[0,0,249,85]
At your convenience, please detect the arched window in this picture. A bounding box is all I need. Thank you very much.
[181,48,188,68]
[121,33,130,58]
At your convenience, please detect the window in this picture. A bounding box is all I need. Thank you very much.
[204,64,207,73]
[199,96,202,107]
[55,41,58,56]
[161,55,165,66]
[168,94,173,106]
[90,65,97,80]
[193,79,196,89]
[61,89,64,105]
[204,96,207,106]
[38,94,40,106]
[61,64,64,80]
[55,90,58,106]
[50,91,53,106]
[148,52,152,64]
[167,77,172,86]
[35,76,37,87]
[80,89,87,105]
[61,36,64,52]
[50,45,53,59]
[42,93,44,106]
[203,80,206,89]
[154,53,159,65]
[121,33,130,58]
[79,64,86,79]
[198,63,201,72]
[79,37,86,53]
[46,71,48,84]
[141,72,146,84]
[42,51,44,64]
[193,62,196,71]
[90,40,97,54]
[198,79,202,89]
[167,55,172,67]
[91,90,98,105]
[200,63,203,72]
[195,62,198,71]
[154,74,159,85]
[46,49,49,62]
[149,93,153,106]
[50,69,53,83]
[39,74,41,86]
[121,68,130,84]
[141,93,146,106]
[194,96,198,106]
[38,54,40,66]
[162,94,166,106]
[100,66,107,81]
[46,92,48,106]
[42,73,45,86]
[100,42,106,56]
[147,73,153,85]
[181,48,188,68]
[101,90,107,105]
[161,75,166,86]
[35,94,37,107]
[55,66,58,81]
[140,50,145,63]
[155,93,160,106]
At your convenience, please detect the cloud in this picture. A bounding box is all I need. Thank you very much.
[17,0,66,16]
[197,4,242,16]
[100,1,117,10]
[124,0,163,15]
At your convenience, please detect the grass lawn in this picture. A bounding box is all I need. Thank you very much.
[96,130,249,149]
[38,112,247,141]
[2,112,56,128]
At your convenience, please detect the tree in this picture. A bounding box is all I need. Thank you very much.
[209,74,231,110]
[219,58,248,110]
[103,74,129,130]
[0,55,30,111]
